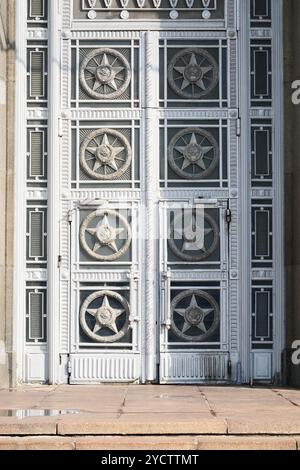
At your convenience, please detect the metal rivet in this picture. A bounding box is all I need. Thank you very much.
[87,10,97,19]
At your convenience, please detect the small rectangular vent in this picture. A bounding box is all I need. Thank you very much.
[30,0,44,18]
[160,353,229,383]
[29,292,44,339]
[30,131,44,177]
[29,211,44,258]
[30,51,44,98]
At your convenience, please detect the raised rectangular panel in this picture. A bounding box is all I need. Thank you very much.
[29,211,44,258]
[30,51,45,98]
[29,0,45,18]
[25,353,48,382]
[253,351,272,380]
[30,131,45,177]
[69,354,140,383]
[29,291,44,340]
[160,352,229,383]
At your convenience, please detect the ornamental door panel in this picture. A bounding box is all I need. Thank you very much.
[20,0,284,385]
[64,28,236,384]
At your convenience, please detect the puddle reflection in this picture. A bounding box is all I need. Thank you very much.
[0,409,81,418]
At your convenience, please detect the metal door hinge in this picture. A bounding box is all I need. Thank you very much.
[67,359,72,375]
[225,209,232,224]
[236,118,241,137]
[58,255,62,268]
[58,118,63,137]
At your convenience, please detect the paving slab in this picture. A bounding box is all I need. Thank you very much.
[0,416,57,435]
[0,436,75,450]
[57,412,227,436]
[224,412,300,435]
[196,436,297,450]
[75,435,198,450]
[0,385,300,441]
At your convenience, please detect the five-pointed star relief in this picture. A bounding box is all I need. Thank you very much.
[173,214,213,253]
[86,295,125,334]
[85,53,124,92]
[85,133,125,173]
[174,132,213,171]
[86,214,124,254]
[174,52,213,92]
[174,295,214,334]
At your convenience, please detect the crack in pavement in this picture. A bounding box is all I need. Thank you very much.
[117,385,129,418]
[33,385,59,410]
[271,389,300,408]
[197,387,217,417]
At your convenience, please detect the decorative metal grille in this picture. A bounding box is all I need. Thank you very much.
[27,42,48,106]
[77,283,133,348]
[20,0,282,384]
[75,0,224,21]
[251,281,273,349]
[159,39,227,108]
[250,0,277,379]
[26,283,47,343]
[24,1,49,377]
[72,41,139,107]
[26,203,47,268]
[28,0,48,26]
[27,124,48,186]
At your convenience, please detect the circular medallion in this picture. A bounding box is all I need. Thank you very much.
[168,127,219,180]
[168,48,219,99]
[80,209,132,261]
[80,128,132,180]
[171,289,219,342]
[80,48,131,100]
[168,211,219,262]
[80,290,130,343]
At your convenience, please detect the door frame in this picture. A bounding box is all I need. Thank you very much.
[14,0,284,385]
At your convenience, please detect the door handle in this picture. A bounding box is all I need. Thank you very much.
[162,269,171,329]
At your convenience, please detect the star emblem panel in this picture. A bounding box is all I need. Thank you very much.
[159,39,228,108]
[167,207,221,266]
[79,208,133,265]
[71,40,140,108]
[71,121,140,189]
[160,120,228,188]
[78,285,133,346]
[168,283,221,346]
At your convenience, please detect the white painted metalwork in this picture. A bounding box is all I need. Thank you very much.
[14,0,284,385]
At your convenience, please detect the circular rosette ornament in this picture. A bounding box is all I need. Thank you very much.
[80,129,132,180]
[80,48,131,100]
[168,128,219,180]
[80,209,132,262]
[168,210,219,262]
[168,48,219,99]
[171,290,220,342]
[80,290,130,343]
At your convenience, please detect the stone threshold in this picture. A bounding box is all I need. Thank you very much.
[0,435,299,450]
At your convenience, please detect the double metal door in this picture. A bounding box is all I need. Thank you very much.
[62,28,238,383]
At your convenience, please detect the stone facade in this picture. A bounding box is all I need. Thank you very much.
[0,0,15,388]
[0,1,299,387]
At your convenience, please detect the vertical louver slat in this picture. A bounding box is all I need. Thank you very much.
[30,131,44,177]
[30,211,44,258]
[30,51,44,98]
[29,292,44,339]
[30,0,44,18]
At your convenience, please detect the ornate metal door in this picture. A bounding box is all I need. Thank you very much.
[61,0,237,384]
[17,0,284,385]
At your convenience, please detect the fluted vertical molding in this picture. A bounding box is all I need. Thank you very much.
[239,0,251,382]
[14,0,27,383]
[48,0,61,384]
[144,31,159,381]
